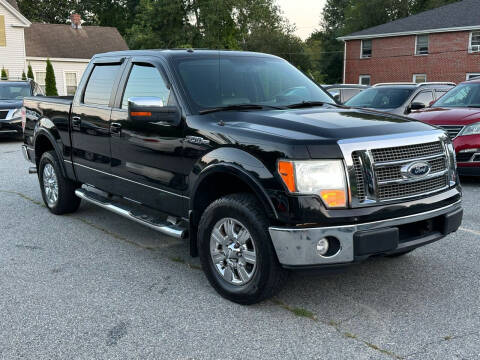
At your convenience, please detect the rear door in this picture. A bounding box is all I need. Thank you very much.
[70,57,126,190]
[109,57,187,216]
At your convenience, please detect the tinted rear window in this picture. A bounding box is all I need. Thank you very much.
[83,64,121,106]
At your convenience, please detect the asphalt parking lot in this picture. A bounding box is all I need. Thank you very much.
[0,138,479,360]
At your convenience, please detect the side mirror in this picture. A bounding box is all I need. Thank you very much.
[410,102,426,111]
[128,97,181,126]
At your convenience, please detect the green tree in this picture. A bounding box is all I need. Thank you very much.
[22,71,27,80]
[45,59,58,96]
[1,68,7,80]
[27,64,34,80]
[127,0,190,49]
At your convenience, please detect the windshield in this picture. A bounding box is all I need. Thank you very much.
[345,87,414,109]
[0,82,31,100]
[172,55,335,113]
[434,83,480,107]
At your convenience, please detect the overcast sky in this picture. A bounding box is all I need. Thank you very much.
[276,0,327,40]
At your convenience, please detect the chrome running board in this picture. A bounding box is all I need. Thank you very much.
[75,188,187,239]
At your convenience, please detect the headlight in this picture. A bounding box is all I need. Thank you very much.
[458,122,480,136]
[278,160,347,208]
[11,108,22,119]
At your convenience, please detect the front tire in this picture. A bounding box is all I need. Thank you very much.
[198,193,287,304]
[38,151,81,215]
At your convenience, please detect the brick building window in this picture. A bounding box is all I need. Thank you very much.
[361,40,372,58]
[469,31,480,53]
[413,74,427,83]
[359,75,371,85]
[467,73,480,80]
[415,35,429,55]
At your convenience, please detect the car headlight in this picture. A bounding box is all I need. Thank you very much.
[458,122,480,136]
[278,160,347,208]
[11,108,22,119]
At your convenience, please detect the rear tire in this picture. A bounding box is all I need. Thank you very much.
[198,193,287,304]
[38,151,81,215]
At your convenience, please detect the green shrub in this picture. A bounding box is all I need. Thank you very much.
[27,64,34,80]
[1,68,7,80]
[45,59,58,96]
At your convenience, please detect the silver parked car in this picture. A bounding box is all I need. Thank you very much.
[344,82,455,116]
[323,84,370,103]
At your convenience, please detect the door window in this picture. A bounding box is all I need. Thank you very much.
[83,64,121,106]
[411,91,434,107]
[121,64,171,109]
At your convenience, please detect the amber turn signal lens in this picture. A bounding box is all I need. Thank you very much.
[131,111,152,117]
[320,190,347,208]
[278,161,296,192]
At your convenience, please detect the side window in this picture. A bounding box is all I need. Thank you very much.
[121,64,171,109]
[435,90,448,100]
[83,64,121,106]
[412,91,434,106]
[342,89,361,102]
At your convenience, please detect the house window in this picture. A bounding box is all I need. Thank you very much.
[469,31,480,53]
[415,35,429,55]
[359,75,371,85]
[36,71,46,93]
[361,40,372,58]
[0,15,6,47]
[413,74,427,83]
[65,72,78,96]
[467,73,480,80]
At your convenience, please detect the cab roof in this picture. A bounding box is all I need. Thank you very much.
[93,49,282,61]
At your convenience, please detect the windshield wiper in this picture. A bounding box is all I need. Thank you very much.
[286,101,337,109]
[199,104,284,115]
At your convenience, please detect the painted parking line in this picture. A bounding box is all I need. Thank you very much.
[459,227,480,236]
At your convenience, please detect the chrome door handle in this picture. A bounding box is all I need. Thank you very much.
[111,122,122,135]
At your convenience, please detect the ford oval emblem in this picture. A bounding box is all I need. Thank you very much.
[401,161,431,178]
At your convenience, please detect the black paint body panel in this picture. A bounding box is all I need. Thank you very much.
[23,50,462,226]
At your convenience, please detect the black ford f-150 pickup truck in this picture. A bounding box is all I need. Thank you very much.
[22,50,463,304]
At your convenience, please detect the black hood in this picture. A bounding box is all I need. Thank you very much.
[0,99,23,110]
[211,106,436,143]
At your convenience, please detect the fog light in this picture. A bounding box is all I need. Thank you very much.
[316,238,329,256]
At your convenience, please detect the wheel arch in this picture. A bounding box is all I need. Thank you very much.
[34,128,67,178]
[188,162,279,257]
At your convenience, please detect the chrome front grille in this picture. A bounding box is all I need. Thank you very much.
[371,141,443,162]
[352,153,366,202]
[437,125,464,139]
[339,132,454,208]
[375,157,447,182]
[378,176,447,201]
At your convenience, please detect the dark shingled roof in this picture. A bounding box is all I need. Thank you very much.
[341,0,480,39]
[25,23,129,59]
[6,0,19,11]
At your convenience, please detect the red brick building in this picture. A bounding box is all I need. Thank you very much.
[339,0,480,85]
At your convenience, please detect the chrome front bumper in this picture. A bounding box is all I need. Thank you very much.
[269,200,462,267]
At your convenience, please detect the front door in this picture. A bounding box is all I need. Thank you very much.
[70,60,124,190]
[109,59,188,216]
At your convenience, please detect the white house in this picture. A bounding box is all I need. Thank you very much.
[0,0,128,95]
